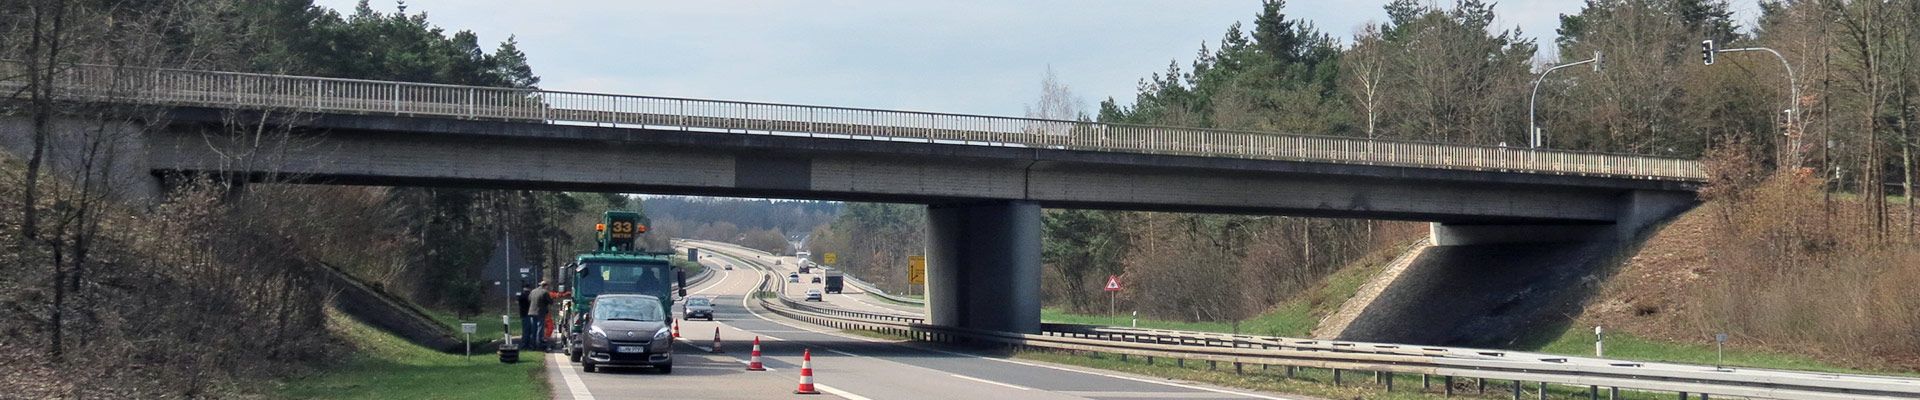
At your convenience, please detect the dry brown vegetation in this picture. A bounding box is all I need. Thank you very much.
[1589,161,1920,369]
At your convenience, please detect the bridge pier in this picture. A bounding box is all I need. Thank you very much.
[925,200,1042,334]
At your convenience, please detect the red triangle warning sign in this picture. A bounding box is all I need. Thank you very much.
[1104,275,1122,291]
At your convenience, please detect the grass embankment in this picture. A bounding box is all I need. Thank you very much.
[1040,241,1397,338]
[424,308,515,344]
[277,311,547,400]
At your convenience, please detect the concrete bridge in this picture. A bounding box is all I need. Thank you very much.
[1,63,1703,334]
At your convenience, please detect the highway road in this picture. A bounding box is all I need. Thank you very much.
[544,241,1304,400]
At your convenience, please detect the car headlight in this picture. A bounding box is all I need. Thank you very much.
[589,326,607,339]
[653,327,671,340]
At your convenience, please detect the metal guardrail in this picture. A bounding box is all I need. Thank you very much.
[2,61,1705,181]
[842,274,924,306]
[691,243,1920,400]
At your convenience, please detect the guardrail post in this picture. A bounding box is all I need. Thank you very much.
[1699,394,1709,400]
[1333,369,1343,386]
[1145,356,1153,365]
[1207,360,1216,371]
[1588,385,1598,400]
[1677,392,1687,400]
[1424,374,1431,389]
[1478,378,1486,394]
[1385,372,1394,391]
[1233,362,1241,375]
[1538,382,1548,400]
[1512,381,1522,400]
[1284,366,1295,379]
[1608,387,1618,399]
[1445,376,1454,396]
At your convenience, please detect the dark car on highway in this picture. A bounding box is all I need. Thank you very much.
[579,294,673,373]
[682,296,715,321]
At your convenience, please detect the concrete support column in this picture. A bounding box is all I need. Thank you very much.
[925,200,1042,334]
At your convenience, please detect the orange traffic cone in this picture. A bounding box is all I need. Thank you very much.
[794,349,819,394]
[711,327,724,353]
[746,336,766,371]
[672,322,681,338]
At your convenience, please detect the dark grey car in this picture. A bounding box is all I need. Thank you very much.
[580,294,674,373]
[682,296,715,321]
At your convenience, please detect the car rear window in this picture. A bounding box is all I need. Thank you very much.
[686,297,711,306]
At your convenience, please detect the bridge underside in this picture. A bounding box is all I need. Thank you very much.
[3,110,1700,334]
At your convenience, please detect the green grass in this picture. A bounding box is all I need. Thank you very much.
[276,311,548,400]
[423,308,515,344]
[1018,349,1712,400]
[1531,328,1918,376]
[840,329,913,341]
[1039,241,1405,338]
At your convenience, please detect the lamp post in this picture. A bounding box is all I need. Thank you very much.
[1703,40,1800,164]
[1529,51,1603,148]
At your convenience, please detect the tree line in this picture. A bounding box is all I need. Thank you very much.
[0,0,613,395]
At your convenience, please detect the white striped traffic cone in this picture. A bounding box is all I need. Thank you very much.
[746,336,766,371]
[672,322,680,338]
[794,349,819,394]
[711,327,723,353]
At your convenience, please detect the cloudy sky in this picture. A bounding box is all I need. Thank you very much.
[315,1,1764,117]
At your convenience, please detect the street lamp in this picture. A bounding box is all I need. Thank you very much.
[1702,39,1800,164]
[1529,51,1603,148]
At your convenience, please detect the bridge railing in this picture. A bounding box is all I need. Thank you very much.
[2,62,1704,181]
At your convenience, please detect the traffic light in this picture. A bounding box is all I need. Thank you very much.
[1701,40,1716,65]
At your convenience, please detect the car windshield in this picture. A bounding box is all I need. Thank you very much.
[594,297,665,322]
[686,297,711,307]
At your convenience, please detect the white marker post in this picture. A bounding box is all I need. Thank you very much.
[1594,326,1604,357]
[462,323,478,361]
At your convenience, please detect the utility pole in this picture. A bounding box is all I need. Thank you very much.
[1529,51,1603,148]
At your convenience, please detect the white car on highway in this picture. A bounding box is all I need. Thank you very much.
[804,289,823,302]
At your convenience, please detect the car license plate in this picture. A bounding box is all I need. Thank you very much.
[617,346,647,353]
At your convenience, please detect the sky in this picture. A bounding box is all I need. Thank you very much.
[315,1,1765,118]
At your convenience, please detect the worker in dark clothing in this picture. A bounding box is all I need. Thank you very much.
[516,283,534,349]
[527,281,551,350]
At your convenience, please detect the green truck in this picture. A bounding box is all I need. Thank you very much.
[561,211,686,364]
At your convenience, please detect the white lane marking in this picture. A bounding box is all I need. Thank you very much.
[951,373,1032,391]
[894,343,1296,400]
[816,384,874,400]
[988,357,1297,400]
[710,243,1279,399]
[689,266,731,295]
[550,353,596,400]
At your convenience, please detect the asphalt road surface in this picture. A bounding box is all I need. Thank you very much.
[544,241,1305,400]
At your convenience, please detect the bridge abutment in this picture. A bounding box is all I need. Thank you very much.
[925,200,1043,334]
[1430,190,1696,246]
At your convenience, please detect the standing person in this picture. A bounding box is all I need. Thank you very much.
[516,282,534,349]
[528,281,551,350]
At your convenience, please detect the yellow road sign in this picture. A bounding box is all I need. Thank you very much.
[908,255,926,285]
[824,252,838,265]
